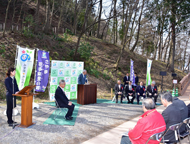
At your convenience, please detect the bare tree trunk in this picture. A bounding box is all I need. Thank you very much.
[170,1,176,72]
[50,0,54,26]
[130,0,145,52]
[163,33,171,63]
[74,0,91,58]
[113,0,117,44]
[153,38,159,60]
[101,3,113,39]
[3,0,12,37]
[128,8,137,49]
[168,40,173,67]
[34,0,41,33]
[73,0,78,34]
[183,39,189,71]
[43,0,50,33]
[11,0,16,30]
[58,0,64,32]
[16,0,24,26]
[160,31,170,60]
[116,17,118,43]
[97,0,102,38]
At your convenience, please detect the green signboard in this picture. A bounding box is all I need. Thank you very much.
[49,60,84,101]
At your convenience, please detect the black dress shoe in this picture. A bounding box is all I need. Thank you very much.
[69,116,73,119]
[8,123,13,127]
[65,117,72,120]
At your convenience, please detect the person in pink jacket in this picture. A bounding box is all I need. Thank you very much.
[120,98,166,144]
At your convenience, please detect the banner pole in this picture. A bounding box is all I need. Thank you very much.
[49,60,52,101]
[33,48,39,109]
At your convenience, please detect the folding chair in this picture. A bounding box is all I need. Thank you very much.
[112,95,127,102]
[112,94,116,102]
[180,117,190,143]
[145,131,165,144]
[54,97,68,120]
[162,122,183,144]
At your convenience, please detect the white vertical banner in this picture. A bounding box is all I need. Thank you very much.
[15,45,35,90]
[146,59,152,86]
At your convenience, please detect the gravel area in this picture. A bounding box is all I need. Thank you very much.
[0,102,144,144]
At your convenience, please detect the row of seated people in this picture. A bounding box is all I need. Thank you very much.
[114,80,158,104]
[120,92,189,144]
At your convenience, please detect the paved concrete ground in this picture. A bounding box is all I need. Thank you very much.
[0,101,144,144]
[82,88,190,144]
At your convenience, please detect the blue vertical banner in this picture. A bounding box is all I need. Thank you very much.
[35,50,50,92]
[130,59,135,86]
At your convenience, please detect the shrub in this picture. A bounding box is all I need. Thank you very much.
[0,44,6,54]
[78,42,94,60]
[23,27,34,38]
[103,73,110,80]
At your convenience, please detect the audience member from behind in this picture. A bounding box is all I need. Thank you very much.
[55,80,75,120]
[123,73,130,86]
[147,81,158,104]
[172,97,188,135]
[114,80,124,103]
[126,81,135,104]
[120,98,166,144]
[161,92,181,143]
[136,81,146,105]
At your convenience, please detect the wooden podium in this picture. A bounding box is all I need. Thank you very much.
[77,84,97,105]
[13,85,38,128]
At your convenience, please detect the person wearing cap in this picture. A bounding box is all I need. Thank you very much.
[147,81,158,104]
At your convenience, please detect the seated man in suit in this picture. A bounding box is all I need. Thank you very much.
[147,81,158,104]
[114,80,124,103]
[78,69,87,84]
[134,73,139,86]
[161,92,181,143]
[120,98,166,144]
[136,81,146,105]
[172,97,188,135]
[123,73,130,87]
[126,81,135,104]
[55,79,75,120]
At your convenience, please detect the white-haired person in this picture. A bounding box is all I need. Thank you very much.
[120,98,166,144]
[147,81,158,104]
[55,80,75,120]
[114,80,124,103]
[78,69,87,84]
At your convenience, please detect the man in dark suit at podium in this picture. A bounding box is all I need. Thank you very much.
[78,70,87,84]
[114,80,124,103]
[55,80,75,120]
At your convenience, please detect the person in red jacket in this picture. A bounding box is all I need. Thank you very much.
[120,98,166,144]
